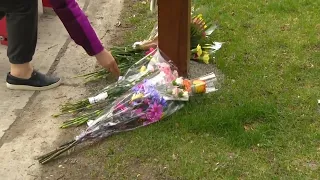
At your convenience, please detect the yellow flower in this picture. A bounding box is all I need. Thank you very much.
[140,65,147,73]
[196,44,203,57]
[197,14,203,20]
[202,52,210,64]
[131,93,144,101]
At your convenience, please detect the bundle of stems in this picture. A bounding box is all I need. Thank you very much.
[38,140,79,164]
[57,86,128,115]
[60,110,102,128]
[77,46,146,82]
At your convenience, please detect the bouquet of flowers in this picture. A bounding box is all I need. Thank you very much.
[133,13,223,64]
[162,72,218,101]
[56,49,179,128]
[38,51,218,164]
[190,42,223,64]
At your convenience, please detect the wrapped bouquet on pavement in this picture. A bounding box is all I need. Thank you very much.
[38,49,218,164]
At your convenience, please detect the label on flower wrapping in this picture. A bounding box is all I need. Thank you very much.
[88,92,108,104]
[132,41,142,49]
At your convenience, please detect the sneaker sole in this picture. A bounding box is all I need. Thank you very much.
[6,79,61,91]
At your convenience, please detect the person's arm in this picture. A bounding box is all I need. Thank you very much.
[49,0,120,77]
[49,0,103,56]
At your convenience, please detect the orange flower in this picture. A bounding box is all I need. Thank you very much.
[183,79,192,92]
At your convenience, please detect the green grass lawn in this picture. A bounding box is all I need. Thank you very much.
[85,0,320,179]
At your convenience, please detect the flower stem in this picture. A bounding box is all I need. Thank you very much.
[39,140,79,164]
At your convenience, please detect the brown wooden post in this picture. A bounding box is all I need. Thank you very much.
[158,0,191,77]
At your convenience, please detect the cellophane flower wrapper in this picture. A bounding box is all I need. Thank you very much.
[85,48,179,127]
[147,22,158,42]
[58,48,179,128]
[132,22,158,50]
[79,78,185,142]
[79,48,174,105]
[96,48,178,103]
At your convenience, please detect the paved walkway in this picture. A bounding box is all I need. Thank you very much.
[0,0,123,179]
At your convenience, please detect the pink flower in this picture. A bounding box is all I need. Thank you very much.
[135,108,143,114]
[158,63,177,82]
[144,103,163,125]
[145,47,156,56]
[115,103,128,112]
[167,74,177,82]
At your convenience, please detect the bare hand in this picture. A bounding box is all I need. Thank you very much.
[95,49,120,79]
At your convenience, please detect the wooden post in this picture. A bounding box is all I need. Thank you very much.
[158,0,191,77]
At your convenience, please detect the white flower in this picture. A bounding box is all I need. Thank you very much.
[175,77,184,85]
[182,91,189,98]
[172,87,179,97]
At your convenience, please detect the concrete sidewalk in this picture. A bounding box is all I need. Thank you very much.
[0,0,123,179]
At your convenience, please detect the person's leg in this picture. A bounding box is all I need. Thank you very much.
[6,1,37,78]
[4,0,60,90]
[0,11,4,19]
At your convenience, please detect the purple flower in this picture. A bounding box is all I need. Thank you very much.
[132,83,144,93]
[132,80,155,95]
[131,79,169,126]
[158,97,167,107]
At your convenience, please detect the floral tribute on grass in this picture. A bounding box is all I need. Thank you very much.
[135,9,224,64]
[76,8,223,83]
[38,49,218,164]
